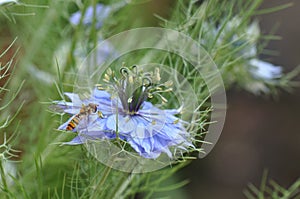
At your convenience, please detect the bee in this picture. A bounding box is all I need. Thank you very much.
[66,103,99,131]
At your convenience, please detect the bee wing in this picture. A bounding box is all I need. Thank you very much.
[49,104,66,114]
[76,114,91,133]
[50,101,82,115]
[77,113,99,135]
[50,92,86,114]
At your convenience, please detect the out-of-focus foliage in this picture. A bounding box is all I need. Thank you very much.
[244,171,300,199]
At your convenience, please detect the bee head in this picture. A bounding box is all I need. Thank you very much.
[88,103,98,113]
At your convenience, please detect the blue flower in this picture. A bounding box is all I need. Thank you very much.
[70,4,111,29]
[202,16,284,91]
[54,67,194,159]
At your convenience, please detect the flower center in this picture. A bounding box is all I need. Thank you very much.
[98,64,173,115]
[117,66,152,114]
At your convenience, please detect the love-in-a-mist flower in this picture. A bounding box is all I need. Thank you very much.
[54,66,194,159]
[202,17,282,81]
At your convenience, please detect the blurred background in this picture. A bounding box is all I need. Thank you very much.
[182,0,300,198]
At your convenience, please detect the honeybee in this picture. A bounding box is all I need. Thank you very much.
[66,103,99,131]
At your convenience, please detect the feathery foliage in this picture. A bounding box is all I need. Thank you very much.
[244,171,300,199]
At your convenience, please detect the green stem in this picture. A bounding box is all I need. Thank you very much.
[110,173,135,199]
[64,1,90,73]
[91,165,112,199]
[0,160,9,199]
[116,99,120,141]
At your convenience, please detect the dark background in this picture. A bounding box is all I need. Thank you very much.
[182,0,300,198]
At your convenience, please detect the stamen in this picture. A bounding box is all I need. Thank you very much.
[104,73,110,82]
[164,80,173,87]
[96,84,105,90]
[128,97,133,103]
[98,111,104,118]
[131,65,138,75]
[154,67,161,81]
[120,67,130,77]
[106,68,112,76]
[128,75,134,84]
[161,97,168,103]
[173,119,179,124]
[142,76,152,87]
[101,64,173,115]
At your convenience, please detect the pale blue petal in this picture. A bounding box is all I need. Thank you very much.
[106,114,118,132]
[63,136,83,145]
[69,12,81,25]
[64,92,82,105]
[160,125,188,144]
[154,138,172,158]
[140,101,153,109]
[127,137,160,159]
[119,116,136,133]
[132,123,151,153]
[93,89,111,99]
[70,4,111,29]
[250,59,282,80]
[106,114,136,134]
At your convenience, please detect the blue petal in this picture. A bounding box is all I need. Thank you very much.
[70,4,111,29]
[106,114,136,134]
[140,101,153,109]
[63,136,84,145]
[164,107,181,115]
[127,137,160,159]
[93,89,111,99]
[64,134,108,145]
[132,123,151,153]
[96,40,115,59]
[78,130,107,140]
[64,92,82,106]
[69,12,81,26]
[152,136,172,158]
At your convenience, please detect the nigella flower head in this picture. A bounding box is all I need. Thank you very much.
[54,65,194,159]
[201,16,284,94]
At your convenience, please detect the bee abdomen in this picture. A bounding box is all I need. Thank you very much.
[66,115,80,131]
